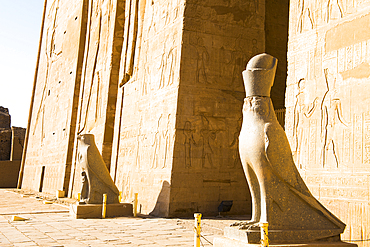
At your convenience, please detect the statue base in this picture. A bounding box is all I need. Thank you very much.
[213,237,357,247]
[213,227,357,246]
[70,202,133,219]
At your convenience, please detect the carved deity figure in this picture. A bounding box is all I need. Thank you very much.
[77,134,119,204]
[293,78,318,167]
[183,121,197,168]
[321,68,347,167]
[232,54,345,243]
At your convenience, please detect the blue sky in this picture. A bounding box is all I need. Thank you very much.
[0,1,44,127]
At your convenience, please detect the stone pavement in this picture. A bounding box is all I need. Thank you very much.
[0,189,244,247]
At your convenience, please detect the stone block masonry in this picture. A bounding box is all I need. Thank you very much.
[21,0,289,217]
[0,107,26,187]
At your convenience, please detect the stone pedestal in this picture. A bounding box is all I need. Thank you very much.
[213,227,357,247]
[214,237,357,247]
[70,203,133,219]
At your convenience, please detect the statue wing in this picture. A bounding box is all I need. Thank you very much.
[264,122,346,229]
[264,122,311,196]
[86,145,119,194]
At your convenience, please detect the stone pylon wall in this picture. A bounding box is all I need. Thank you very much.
[22,0,87,193]
[110,0,185,216]
[110,0,275,217]
[23,0,289,217]
[286,0,370,241]
[68,0,125,198]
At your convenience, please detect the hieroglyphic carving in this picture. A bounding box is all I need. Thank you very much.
[363,112,370,164]
[136,118,143,169]
[200,115,217,168]
[325,0,343,23]
[228,117,242,168]
[353,113,363,165]
[183,121,197,169]
[78,0,106,133]
[345,45,353,71]
[158,36,177,89]
[297,0,314,32]
[321,68,348,167]
[293,78,318,166]
[151,115,161,169]
[161,114,173,169]
[308,119,317,167]
[230,36,249,91]
[190,35,209,84]
[141,41,150,96]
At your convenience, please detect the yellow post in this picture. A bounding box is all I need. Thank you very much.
[102,194,107,219]
[119,191,122,202]
[194,213,202,247]
[260,222,269,247]
[133,193,138,217]
[77,192,81,201]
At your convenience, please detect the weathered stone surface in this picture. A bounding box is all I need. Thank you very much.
[10,127,26,161]
[286,0,370,241]
[0,129,12,161]
[0,161,21,188]
[0,107,11,129]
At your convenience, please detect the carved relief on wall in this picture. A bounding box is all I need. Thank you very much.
[179,112,233,170]
[297,0,314,32]
[228,117,242,168]
[230,36,249,91]
[320,68,348,167]
[200,115,217,169]
[183,121,197,169]
[190,35,210,84]
[33,0,61,141]
[293,78,319,168]
[78,0,108,133]
[158,35,177,90]
[325,0,343,23]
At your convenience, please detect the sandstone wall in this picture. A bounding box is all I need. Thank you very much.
[287,0,370,241]
[169,0,267,216]
[22,0,87,193]
[68,0,125,198]
[110,0,184,216]
[11,127,26,161]
[0,161,21,188]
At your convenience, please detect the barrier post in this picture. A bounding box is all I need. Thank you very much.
[194,213,202,247]
[260,222,269,247]
[102,194,107,219]
[134,193,138,217]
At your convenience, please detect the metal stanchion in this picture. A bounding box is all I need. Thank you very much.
[260,222,269,247]
[194,213,202,247]
[133,193,138,217]
[102,194,107,219]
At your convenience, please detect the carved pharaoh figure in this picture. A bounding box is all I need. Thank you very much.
[233,53,346,243]
[77,134,119,204]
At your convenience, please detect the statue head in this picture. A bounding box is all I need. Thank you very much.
[242,53,278,98]
[77,134,95,146]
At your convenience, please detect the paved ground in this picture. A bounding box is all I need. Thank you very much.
[0,189,247,247]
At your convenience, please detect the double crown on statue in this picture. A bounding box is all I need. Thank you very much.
[242,53,278,98]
